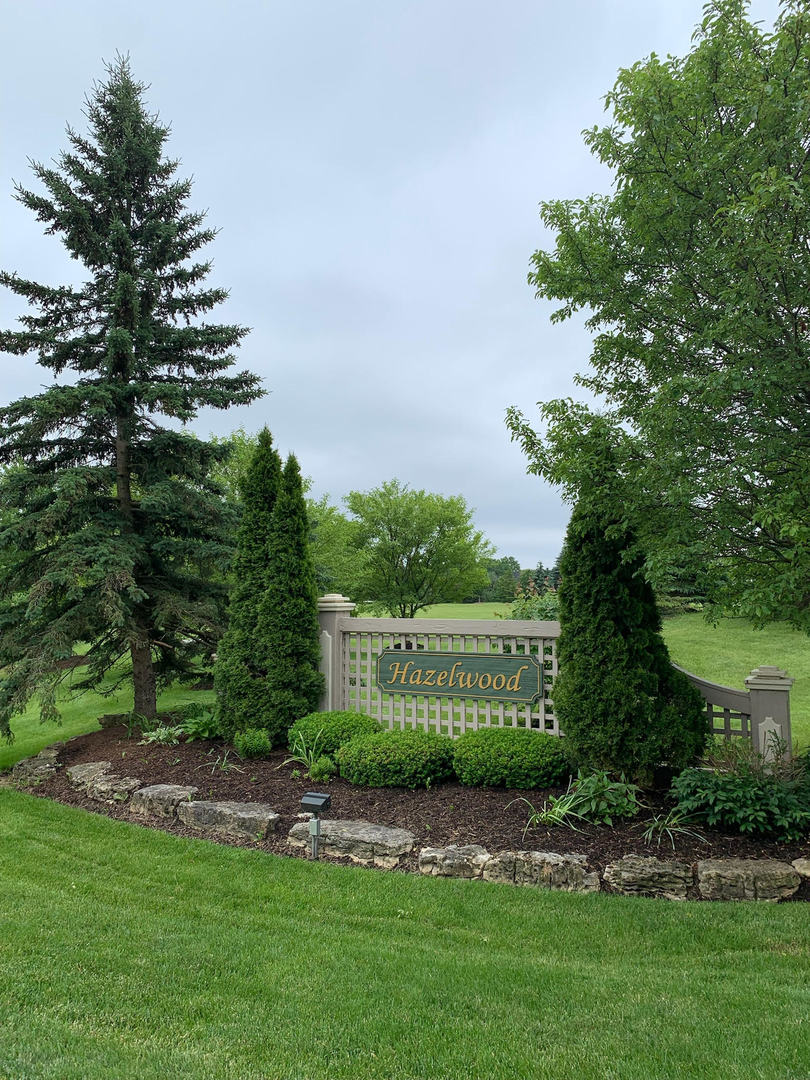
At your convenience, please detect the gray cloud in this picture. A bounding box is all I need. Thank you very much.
[1,0,782,567]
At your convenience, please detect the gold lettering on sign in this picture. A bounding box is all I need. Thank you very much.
[506,665,528,692]
[377,652,540,703]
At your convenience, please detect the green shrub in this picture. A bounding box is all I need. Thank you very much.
[553,452,709,781]
[568,770,643,825]
[452,727,570,789]
[288,711,380,759]
[138,725,183,746]
[505,582,559,621]
[336,729,454,789]
[233,727,272,760]
[672,766,810,841]
[177,705,222,742]
[309,755,336,782]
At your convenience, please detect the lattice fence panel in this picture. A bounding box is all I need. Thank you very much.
[341,626,558,738]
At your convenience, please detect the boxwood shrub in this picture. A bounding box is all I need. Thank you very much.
[452,727,570,789]
[233,727,272,760]
[287,710,380,758]
[336,729,455,789]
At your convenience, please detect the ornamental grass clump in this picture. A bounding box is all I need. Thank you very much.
[336,729,455,789]
[452,727,570,789]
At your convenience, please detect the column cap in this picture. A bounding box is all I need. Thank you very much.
[317,594,356,612]
[745,665,794,690]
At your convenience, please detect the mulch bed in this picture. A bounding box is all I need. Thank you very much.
[18,723,810,900]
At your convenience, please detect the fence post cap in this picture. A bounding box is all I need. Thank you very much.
[745,665,794,689]
[317,594,356,611]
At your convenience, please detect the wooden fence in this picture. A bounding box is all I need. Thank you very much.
[317,595,794,755]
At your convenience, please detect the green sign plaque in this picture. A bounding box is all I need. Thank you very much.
[376,650,542,704]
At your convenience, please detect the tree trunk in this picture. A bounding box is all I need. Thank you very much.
[116,419,157,719]
[131,634,157,719]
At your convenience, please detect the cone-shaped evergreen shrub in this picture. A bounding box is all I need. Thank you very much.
[214,429,282,739]
[554,493,709,781]
[255,453,324,746]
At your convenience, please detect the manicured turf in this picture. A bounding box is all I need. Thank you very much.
[0,669,214,773]
[662,614,810,748]
[418,602,510,620]
[1,789,809,1080]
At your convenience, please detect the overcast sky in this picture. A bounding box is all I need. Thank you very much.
[1,0,782,568]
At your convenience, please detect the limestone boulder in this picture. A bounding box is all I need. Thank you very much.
[287,819,415,868]
[65,761,113,789]
[12,745,63,783]
[791,858,810,880]
[130,784,199,818]
[482,851,601,893]
[419,845,490,879]
[86,774,144,803]
[178,800,280,841]
[603,855,693,900]
[697,858,800,901]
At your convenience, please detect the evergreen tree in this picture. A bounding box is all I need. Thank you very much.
[554,468,708,781]
[255,453,323,746]
[0,59,262,736]
[214,429,283,739]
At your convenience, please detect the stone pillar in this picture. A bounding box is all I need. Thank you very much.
[744,666,794,760]
[317,594,356,712]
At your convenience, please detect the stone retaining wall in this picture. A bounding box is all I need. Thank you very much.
[9,751,810,903]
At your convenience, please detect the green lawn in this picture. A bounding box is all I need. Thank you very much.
[1,789,808,1080]
[0,666,214,773]
[662,614,809,748]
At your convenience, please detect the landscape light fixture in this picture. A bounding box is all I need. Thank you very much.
[301,792,332,859]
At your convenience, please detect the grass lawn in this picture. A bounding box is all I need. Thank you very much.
[662,614,810,748]
[1,789,808,1080]
[0,667,214,773]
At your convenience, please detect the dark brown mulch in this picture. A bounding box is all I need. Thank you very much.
[17,724,809,900]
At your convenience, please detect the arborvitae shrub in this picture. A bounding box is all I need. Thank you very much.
[287,711,380,759]
[336,729,455,789]
[255,454,324,746]
[233,727,272,759]
[452,727,570,788]
[215,429,283,740]
[554,493,709,781]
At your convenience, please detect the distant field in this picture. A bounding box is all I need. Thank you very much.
[661,614,809,748]
[417,602,508,620]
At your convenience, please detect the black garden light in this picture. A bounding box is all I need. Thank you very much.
[301,792,331,859]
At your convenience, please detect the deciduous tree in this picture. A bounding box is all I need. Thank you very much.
[345,480,491,616]
[508,0,810,630]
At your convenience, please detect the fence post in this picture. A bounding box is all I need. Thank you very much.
[317,594,356,712]
[744,666,794,759]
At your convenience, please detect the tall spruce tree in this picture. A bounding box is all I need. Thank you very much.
[214,428,283,739]
[0,59,262,737]
[255,453,323,746]
[553,443,708,780]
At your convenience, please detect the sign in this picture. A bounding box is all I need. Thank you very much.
[376,650,542,704]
